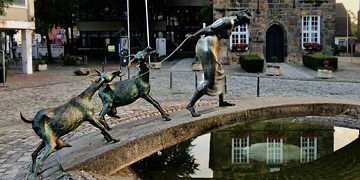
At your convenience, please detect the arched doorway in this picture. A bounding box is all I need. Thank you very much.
[266,24,284,62]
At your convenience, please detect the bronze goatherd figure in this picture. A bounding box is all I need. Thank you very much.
[20,69,123,180]
[186,9,252,117]
[98,47,171,130]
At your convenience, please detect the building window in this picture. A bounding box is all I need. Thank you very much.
[229,24,249,50]
[302,16,321,49]
[338,39,346,46]
[300,137,317,163]
[13,0,25,7]
[232,136,249,164]
[267,138,283,164]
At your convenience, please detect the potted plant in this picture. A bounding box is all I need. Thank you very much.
[35,59,47,71]
[266,56,282,76]
[317,60,334,79]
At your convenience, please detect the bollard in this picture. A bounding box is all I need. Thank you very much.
[1,50,5,86]
[195,71,198,89]
[127,65,130,79]
[257,74,260,97]
[104,56,107,66]
[225,75,227,94]
[170,70,172,88]
[102,63,105,73]
[119,61,122,81]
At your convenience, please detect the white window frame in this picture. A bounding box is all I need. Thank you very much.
[300,137,317,163]
[11,0,27,8]
[301,15,321,49]
[232,136,249,164]
[267,138,283,164]
[229,24,249,50]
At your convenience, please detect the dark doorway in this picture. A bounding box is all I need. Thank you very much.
[266,25,284,62]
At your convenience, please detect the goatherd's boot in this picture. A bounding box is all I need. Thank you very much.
[219,93,235,107]
[187,90,204,117]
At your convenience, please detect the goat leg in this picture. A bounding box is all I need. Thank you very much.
[31,141,45,173]
[30,141,56,180]
[144,95,171,121]
[87,116,119,142]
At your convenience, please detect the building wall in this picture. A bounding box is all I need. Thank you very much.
[0,0,35,30]
[213,0,335,64]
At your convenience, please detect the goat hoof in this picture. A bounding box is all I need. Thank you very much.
[165,117,171,121]
[113,138,120,143]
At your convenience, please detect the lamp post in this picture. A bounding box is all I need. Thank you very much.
[145,0,150,64]
[127,0,131,79]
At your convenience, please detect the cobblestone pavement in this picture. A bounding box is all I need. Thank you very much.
[0,57,360,179]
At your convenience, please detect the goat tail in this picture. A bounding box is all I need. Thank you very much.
[20,111,33,124]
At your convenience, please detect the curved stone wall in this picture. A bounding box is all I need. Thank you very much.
[59,97,360,176]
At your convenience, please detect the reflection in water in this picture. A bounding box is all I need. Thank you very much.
[131,118,360,179]
[130,139,199,179]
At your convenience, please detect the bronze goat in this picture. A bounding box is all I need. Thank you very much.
[98,47,171,130]
[20,69,123,180]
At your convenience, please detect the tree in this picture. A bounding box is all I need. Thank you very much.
[348,10,358,38]
[0,0,15,16]
[54,0,79,54]
[35,0,56,61]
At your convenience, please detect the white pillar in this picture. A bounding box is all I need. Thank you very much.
[21,29,33,74]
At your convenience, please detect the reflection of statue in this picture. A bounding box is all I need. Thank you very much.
[187,10,252,117]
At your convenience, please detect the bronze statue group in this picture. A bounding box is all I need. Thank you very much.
[20,9,252,180]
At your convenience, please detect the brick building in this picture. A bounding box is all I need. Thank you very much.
[213,0,336,64]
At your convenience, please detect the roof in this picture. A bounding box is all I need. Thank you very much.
[335,3,352,36]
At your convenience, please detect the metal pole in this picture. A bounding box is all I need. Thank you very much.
[104,56,107,65]
[170,69,172,88]
[257,74,260,97]
[127,0,131,77]
[347,11,349,54]
[195,71,198,89]
[127,65,130,79]
[119,63,122,81]
[225,75,227,94]
[351,44,353,63]
[145,0,150,64]
[1,50,5,86]
[102,63,105,73]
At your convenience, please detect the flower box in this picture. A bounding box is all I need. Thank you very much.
[266,65,282,76]
[317,69,333,79]
[149,62,162,69]
[35,64,47,71]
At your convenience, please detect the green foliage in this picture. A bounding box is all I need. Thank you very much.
[303,54,338,71]
[200,5,213,25]
[271,56,277,63]
[36,60,47,65]
[0,0,15,16]
[239,55,264,73]
[64,55,83,66]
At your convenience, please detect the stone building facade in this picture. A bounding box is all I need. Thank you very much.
[213,0,336,64]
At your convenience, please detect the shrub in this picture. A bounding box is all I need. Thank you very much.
[303,54,338,71]
[239,55,264,73]
[64,54,83,66]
